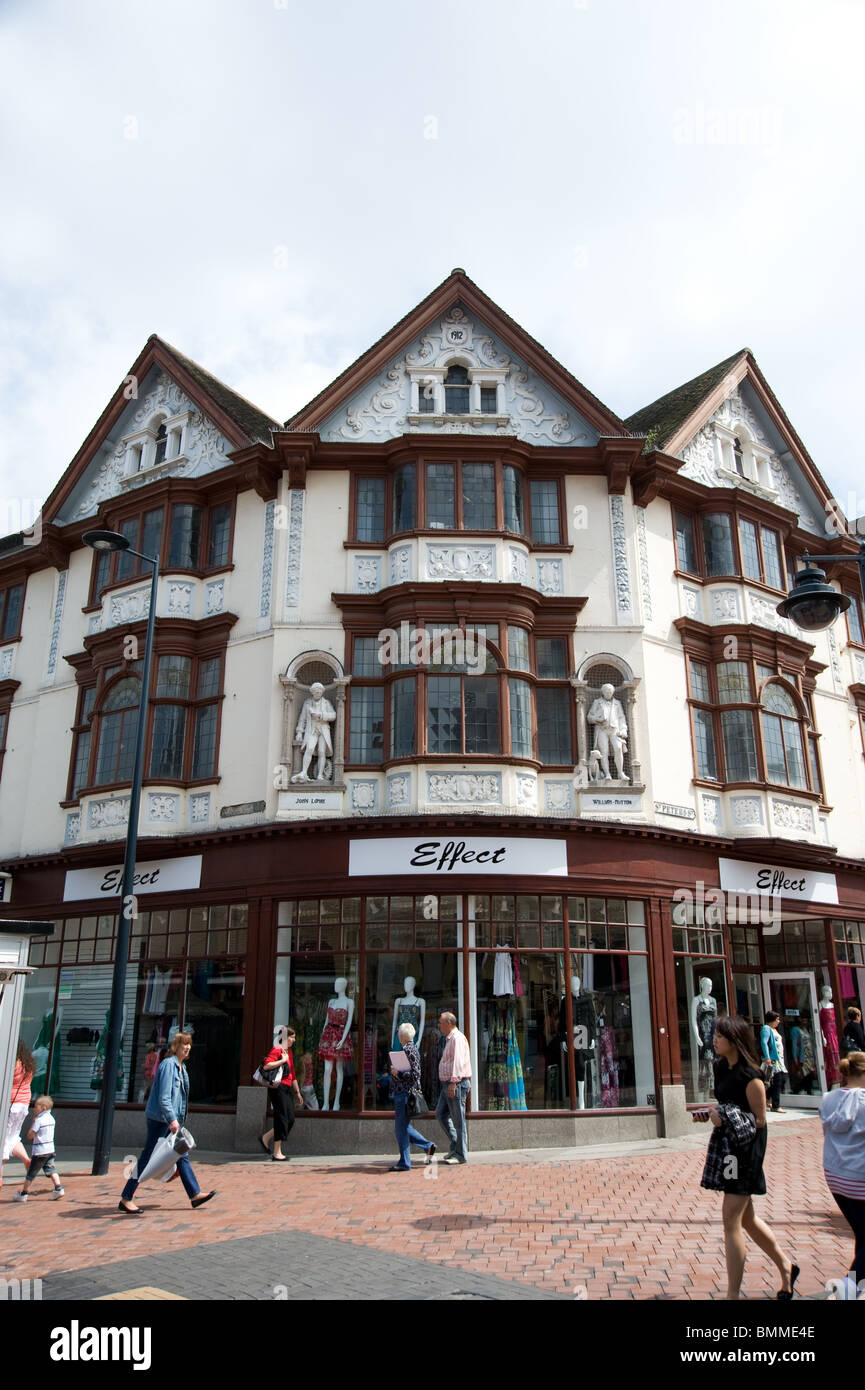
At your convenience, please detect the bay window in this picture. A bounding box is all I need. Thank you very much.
[673,506,786,590]
[353,460,561,544]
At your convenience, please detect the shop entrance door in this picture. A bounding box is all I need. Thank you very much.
[763,973,825,1110]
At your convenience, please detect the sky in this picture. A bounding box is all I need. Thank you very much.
[2,0,864,527]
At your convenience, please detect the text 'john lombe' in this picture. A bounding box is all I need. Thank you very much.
[50,1322,151,1371]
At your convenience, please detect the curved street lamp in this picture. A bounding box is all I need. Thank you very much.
[82,529,159,1176]
[776,542,864,633]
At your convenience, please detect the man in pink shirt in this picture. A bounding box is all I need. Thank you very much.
[436,1011,472,1164]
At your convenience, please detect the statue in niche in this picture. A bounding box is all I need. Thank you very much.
[586,682,629,783]
[291,682,336,782]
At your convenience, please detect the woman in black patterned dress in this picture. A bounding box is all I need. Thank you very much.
[696,1015,798,1300]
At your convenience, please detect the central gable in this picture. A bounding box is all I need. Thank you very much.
[317,304,600,446]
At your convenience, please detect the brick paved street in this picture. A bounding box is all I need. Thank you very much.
[0,1116,854,1301]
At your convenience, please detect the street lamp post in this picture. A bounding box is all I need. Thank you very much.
[83,530,159,1176]
[776,540,865,633]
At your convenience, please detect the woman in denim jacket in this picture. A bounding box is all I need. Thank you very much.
[118,1033,215,1214]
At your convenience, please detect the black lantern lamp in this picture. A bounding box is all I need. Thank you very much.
[776,555,852,632]
[82,529,131,552]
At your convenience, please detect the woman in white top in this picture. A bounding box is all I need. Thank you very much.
[820,1050,865,1300]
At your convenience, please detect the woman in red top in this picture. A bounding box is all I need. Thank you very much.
[259,1026,303,1162]
[1,1040,35,1186]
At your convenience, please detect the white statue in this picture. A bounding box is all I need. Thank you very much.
[586,683,629,782]
[292,682,336,782]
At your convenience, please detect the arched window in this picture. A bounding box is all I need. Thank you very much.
[95,677,142,784]
[760,682,808,789]
[444,364,470,414]
[153,420,168,466]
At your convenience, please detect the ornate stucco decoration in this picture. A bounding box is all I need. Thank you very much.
[771,799,814,833]
[73,374,233,518]
[426,546,495,581]
[609,496,633,621]
[46,570,68,678]
[427,773,502,804]
[320,307,595,446]
[679,386,819,533]
[634,506,652,622]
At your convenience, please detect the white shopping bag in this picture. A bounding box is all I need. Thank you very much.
[137,1127,196,1183]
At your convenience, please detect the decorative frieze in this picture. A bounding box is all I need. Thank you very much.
[88,797,130,830]
[426,546,495,581]
[609,495,633,622]
[259,499,275,619]
[634,506,652,622]
[46,570,68,678]
[427,772,502,804]
[771,799,814,834]
[284,489,305,609]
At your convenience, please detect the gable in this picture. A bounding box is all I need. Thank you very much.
[678,379,824,534]
[317,303,600,446]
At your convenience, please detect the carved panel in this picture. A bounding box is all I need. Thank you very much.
[609,495,633,619]
[47,570,68,678]
[110,588,150,627]
[544,780,575,814]
[771,799,814,833]
[634,506,652,622]
[536,558,563,596]
[353,555,381,594]
[259,499,275,618]
[516,774,536,808]
[386,774,410,808]
[682,586,701,619]
[509,547,529,585]
[168,583,193,617]
[190,793,211,824]
[427,772,502,804]
[88,797,131,829]
[146,793,179,823]
[701,795,721,828]
[350,779,379,812]
[284,489,305,609]
[426,546,495,581]
[731,797,763,827]
[65,811,81,843]
[205,580,225,615]
[0,647,14,680]
[826,626,843,691]
[389,546,411,585]
[711,589,740,623]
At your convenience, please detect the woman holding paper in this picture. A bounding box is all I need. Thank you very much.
[118,1033,215,1214]
[387,1022,435,1172]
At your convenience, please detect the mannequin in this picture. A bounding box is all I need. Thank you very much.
[819,986,840,1088]
[318,977,354,1111]
[561,974,596,1110]
[691,977,717,1097]
[392,977,426,1050]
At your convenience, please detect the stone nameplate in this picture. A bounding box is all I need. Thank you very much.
[654,801,696,820]
[219,801,266,818]
[580,792,643,814]
[281,790,343,810]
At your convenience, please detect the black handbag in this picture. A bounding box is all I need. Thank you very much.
[407,1087,428,1117]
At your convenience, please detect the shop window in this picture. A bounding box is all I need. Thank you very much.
[673,955,728,1104]
[363,953,459,1110]
[275,954,360,1112]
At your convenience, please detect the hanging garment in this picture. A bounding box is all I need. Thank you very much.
[391,1001,422,1050]
[513,955,523,999]
[317,1005,353,1061]
[599,1024,619,1108]
[485,1002,526,1111]
[820,1005,840,1087]
[493,953,515,997]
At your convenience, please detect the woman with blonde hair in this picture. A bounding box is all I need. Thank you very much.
[821,1050,865,1299]
[118,1032,214,1214]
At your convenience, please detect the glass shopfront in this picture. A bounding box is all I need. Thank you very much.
[19,903,248,1108]
[672,919,729,1104]
[274,892,656,1113]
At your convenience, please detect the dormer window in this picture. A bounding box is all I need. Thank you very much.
[733,438,746,477]
[444,365,470,414]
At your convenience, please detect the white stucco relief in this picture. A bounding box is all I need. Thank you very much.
[70,374,234,519]
[319,307,597,446]
[679,387,819,533]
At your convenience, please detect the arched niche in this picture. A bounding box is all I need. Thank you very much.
[279,651,349,786]
[572,654,642,787]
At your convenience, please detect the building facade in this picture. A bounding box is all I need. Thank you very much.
[2,270,864,1153]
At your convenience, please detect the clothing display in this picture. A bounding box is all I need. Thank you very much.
[391,1002,421,1050]
[598,1024,619,1108]
[143,966,172,1015]
[695,995,717,1093]
[561,992,597,1083]
[821,1005,840,1087]
[90,1008,125,1093]
[317,1005,353,1061]
[484,1001,527,1111]
[493,953,514,997]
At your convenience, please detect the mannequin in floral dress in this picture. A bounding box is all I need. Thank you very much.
[318,978,354,1111]
[391,978,425,1051]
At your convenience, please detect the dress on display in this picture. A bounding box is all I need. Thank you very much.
[391,1001,422,1050]
[493,953,514,997]
[598,1024,619,1108]
[820,1005,840,1087]
[484,1001,527,1110]
[318,1005,353,1062]
[695,994,717,1092]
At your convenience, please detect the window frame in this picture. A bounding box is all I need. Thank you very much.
[672,503,788,593]
[88,495,236,605]
[0,580,25,642]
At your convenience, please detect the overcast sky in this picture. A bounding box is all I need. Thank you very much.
[2,0,864,527]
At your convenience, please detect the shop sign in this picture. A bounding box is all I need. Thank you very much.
[348,837,568,877]
[63,855,203,902]
[718,857,838,905]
